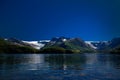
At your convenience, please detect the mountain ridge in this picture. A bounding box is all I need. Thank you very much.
[0,37,120,53]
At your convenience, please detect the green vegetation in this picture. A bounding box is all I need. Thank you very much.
[40,46,66,53]
[110,46,120,53]
[0,38,38,53]
[41,38,95,53]
[2,36,120,54]
[40,46,76,53]
[0,37,94,54]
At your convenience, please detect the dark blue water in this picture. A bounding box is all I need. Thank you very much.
[0,53,120,80]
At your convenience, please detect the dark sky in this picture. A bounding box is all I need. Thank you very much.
[0,0,120,41]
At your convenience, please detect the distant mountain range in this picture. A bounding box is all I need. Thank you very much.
[0,37,120,53]
[34,37,120,53]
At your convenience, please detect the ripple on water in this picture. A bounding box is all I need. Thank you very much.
[1,53,120,80]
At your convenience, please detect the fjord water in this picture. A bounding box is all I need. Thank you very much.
[0,53,120,80]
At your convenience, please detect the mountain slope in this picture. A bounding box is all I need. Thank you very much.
[85,41,97,49]
[88,37,120,53]
[23,40,50,49]
[109,38,120,53]
[41,37,95,53]
[0,38,38,53]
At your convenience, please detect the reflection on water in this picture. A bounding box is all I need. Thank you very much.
[46,54,86,70]
[85,53,98,65]
[0,53,120,80]
[27,54,45,64]
[0,54,46,70]
[0,54,45,64]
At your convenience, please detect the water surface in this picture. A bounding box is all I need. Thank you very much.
[0,53,120,80]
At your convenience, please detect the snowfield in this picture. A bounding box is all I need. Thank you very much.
[85,41,98,49]
[23,40,50,49]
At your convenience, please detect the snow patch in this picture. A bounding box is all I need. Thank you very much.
[85,41,98,49]
[62,39,67,42]
[23,40,50,49]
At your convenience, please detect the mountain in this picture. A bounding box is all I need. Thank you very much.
[85,41,98,49]
[23,40,50,49]
[88,37,120,53]
[110,46,120,53]
[109,37,120,48]
[0,38,38,53]
[41,37,95,53]
[90,41,109,51]
[108,38,120,53]
[6,38,32,47]
[41,37,120,53]
[6,38,50,50]
[1,37,120,54]
[98,37,120,53]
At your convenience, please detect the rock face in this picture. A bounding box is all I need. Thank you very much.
[41,37,95,53]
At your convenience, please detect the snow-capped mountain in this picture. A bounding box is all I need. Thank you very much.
[4,38,50,50]
[5,37,109,50]
[85,41,108,50]
[22,40,50,49]
[2,37,120,53]
[43,37,96,53]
